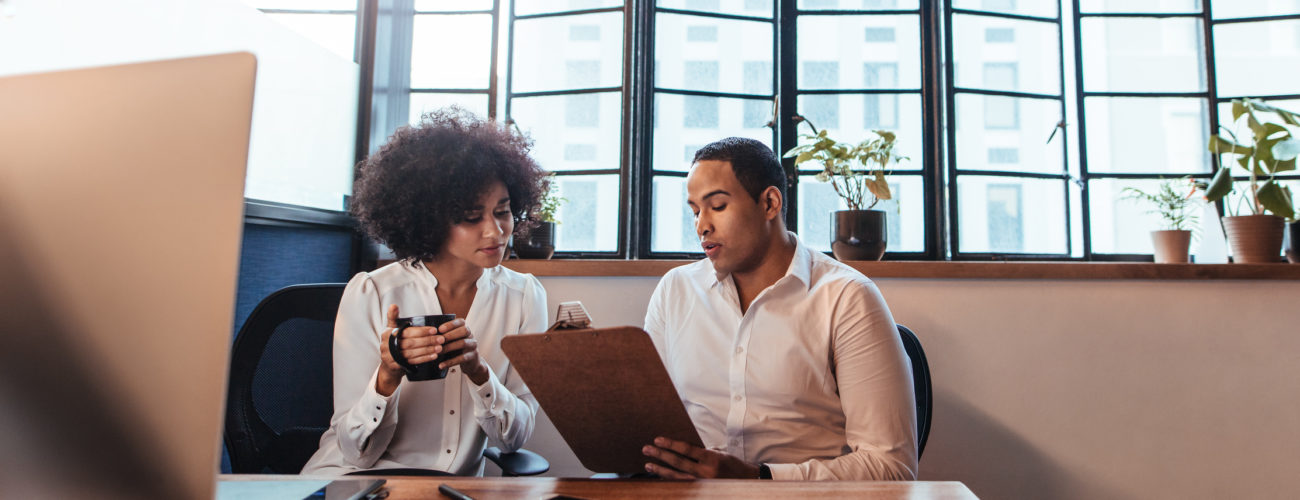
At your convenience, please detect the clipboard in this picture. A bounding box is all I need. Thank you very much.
[500,326,704,473]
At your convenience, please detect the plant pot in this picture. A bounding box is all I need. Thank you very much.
[1150,230,1192,263]
[1288,221,1300,264]
[831,210,887,261]
[513,221,555,260]
[1223,215,1284,263]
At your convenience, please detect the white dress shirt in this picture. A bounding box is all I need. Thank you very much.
[643,233,918,480]
[301,260,544,475]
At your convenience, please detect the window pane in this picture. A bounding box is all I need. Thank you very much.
[242,0,357,9]
[952,0,1057,18]
[408,93,489,125]
[510,92,622,172]
[658,0,775,18]
[957,177,1068,254]
[1088,178,1203,255]
[797,15,922,90]
[263,13,356,61]
[795,93,923,171]
[1084,97,1210,174]
[953,15,1060,95]
[1081,17,1205,93]
[1211,0,1300,19]
[1214,20,1300,98]
[797,174,925,253]
[416,0,492,11]
[955,94,1064,174]
[654,94,773,172]
[516,0,622,16]
[411,14,492,88]
[553,174,620,252]
[798,0,920,10]
[1079,0,1200,13]
[655,14,773,94]
[513,12,624,93]
[651,176,703,253]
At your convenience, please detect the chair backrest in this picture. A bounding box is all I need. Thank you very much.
[897,324,932,459]
[225,283,346,473]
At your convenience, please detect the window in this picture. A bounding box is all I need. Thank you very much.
[508,2,626,254]
[351,0,1300,261]
[651,4,775,254]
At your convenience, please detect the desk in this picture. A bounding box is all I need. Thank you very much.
[219,475,978,499]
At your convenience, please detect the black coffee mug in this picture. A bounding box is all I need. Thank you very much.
[389,314,457,381]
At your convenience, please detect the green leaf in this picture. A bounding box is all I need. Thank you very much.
[866,171,892,201]
[1202,166,1234,202]
[1208,135,1252,156]
[795,151,815,165]
[1275,157,1297,174]
[1273,138,1300,162]
[1257,180,1296,220]
[1232,100,1248,122]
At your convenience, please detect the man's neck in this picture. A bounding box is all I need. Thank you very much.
[731,230,797,314]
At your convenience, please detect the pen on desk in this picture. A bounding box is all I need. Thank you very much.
[438,483,475,500]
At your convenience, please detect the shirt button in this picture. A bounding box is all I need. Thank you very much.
[735,346,743,354]
[451,368,456,373]
[449,410,455,415]
[446,449,452,454]
[375,406,381,410]
[485,393,491,398]
[733,395,743,402]
[373,418,378,422]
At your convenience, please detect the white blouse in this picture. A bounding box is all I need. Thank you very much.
[301,260,545,475]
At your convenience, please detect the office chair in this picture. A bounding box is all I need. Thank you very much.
[224,283,548,476]
[897,324,932,459]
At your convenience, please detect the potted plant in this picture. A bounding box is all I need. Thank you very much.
[514,176,566,260]
[1198,98,1297,263]
[783,117,906,261]
[1120,178,1199,263]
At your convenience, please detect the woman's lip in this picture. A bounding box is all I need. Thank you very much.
[480,245,503,253]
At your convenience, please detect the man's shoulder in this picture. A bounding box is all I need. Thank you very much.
[805,249,876,292]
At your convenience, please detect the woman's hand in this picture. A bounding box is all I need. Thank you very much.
[375,304,409,396]
[433,319,489,385]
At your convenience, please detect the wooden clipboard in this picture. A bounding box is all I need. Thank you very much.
[500,326,704,473]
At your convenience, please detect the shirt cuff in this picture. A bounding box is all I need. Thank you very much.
[468,364,507,415]
[766,463,801,481]
[359,368,399,431]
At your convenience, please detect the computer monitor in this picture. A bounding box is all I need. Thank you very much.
[0,53,255,499]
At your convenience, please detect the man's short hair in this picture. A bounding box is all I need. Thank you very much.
[692,137,787,214]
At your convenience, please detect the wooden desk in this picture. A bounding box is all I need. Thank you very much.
[220,475,978,499]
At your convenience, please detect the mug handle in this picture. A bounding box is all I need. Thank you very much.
[387,326,417,376]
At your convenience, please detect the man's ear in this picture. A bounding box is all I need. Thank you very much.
[761,186,783,221]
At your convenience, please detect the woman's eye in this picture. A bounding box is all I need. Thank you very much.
[494,210,511,218]
[462,215,482,223]
[711,204,726,211]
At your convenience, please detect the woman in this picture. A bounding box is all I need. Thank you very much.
[302,107,550,475]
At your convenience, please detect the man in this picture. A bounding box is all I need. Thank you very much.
[641,137,917,480]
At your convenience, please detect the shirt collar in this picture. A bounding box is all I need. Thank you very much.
[405,258,496,290]
[703,231,812,292]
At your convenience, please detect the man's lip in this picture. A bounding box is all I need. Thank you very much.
[702,242,722,257]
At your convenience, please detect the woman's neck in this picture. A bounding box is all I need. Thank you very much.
[421,256,484,297]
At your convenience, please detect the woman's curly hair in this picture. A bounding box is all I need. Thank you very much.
[351,106,548,261]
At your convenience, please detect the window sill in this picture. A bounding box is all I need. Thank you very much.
[503,259,1300,280]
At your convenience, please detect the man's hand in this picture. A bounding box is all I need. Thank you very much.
[642,437,762,479]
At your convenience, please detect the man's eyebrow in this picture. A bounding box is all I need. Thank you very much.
[701,190,730,200]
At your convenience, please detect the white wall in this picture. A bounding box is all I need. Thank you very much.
[507,274,1300,500]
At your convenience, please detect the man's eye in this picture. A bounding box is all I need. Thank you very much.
[711,204,726,211]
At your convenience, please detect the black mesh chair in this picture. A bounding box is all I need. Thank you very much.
[897,324,932,459]
[224,283,548,476]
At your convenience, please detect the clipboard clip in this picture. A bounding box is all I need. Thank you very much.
[547,301,593,331]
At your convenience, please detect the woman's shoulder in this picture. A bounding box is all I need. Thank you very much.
[346,260,422,294]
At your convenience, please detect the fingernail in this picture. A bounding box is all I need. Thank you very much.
[642,446,652,455]
[655,437,666,446]
[645,464,654,472]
